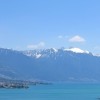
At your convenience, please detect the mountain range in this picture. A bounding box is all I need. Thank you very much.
[0,47,100,83]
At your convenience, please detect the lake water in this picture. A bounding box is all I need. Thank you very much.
[0,83,100,100]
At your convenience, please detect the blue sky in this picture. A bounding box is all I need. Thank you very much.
[0,0,100,53]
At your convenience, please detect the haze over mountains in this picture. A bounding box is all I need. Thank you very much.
[0,47,100,83]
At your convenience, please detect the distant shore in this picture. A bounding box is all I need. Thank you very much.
[0,80,51,89]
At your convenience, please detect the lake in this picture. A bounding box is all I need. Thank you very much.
[0,83,100,100]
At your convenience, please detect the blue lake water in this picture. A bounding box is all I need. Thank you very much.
[0,84,100,100]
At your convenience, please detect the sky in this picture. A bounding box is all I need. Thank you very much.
[0,0,100,54]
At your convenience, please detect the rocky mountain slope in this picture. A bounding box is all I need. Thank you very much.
[0,47,100,82]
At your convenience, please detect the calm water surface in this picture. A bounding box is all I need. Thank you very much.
[0,84,100,100]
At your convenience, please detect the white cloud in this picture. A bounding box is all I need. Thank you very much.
[69,35,85,43]
[58,35,63,39]
[58,35,69,39]
[27,42,45,49]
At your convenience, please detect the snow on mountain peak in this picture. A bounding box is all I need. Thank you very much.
[52,48,58,53]
[93,54,100,57]
[64,47,89,54]
[35,54,42,58]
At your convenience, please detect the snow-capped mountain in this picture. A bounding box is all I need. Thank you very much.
[23,47,91,58]
[23,48,59,58]
[64,47,90,54]
[0,47,100,82]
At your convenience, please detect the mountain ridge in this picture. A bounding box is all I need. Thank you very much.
[0,47,99,83]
